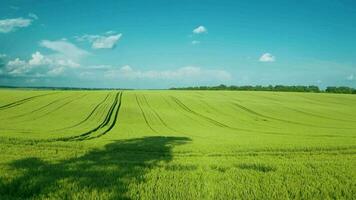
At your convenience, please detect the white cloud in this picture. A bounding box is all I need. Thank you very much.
[6,58,32,76]
[55,59,80,68]
[29,51,80,68]
[0,18,32,33]
[105,65,231,81]
[347,74,354,81]
[28,13,39,20]
[192,40,200,45]
[4,50,82,77]
[47,66,65,76]
[40,40,89,60]
[92,34,122,49]
[193,26,207,34]
[86,65,114,70]
[105,30,116,35]
[29,51,50,66]
[3,39,86,78]
[7,58,27,68]
[76,32,122,49]
[259,53,275,62]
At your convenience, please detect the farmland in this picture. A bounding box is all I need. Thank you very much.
[0,89,355,199]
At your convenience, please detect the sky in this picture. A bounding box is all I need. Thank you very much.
[0,0,356,89]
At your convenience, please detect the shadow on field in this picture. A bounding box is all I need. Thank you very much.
[0,136,190,199]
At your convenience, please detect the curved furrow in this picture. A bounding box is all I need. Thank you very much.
[135,94,158,133]
[55,92,122,141]
[142,94,177,133]
[170,96,299,136]
[0,92,58,110]
[199,99,231,116]
[53,93,112,131]
[3,94,74,120]
[171,96,231,129]
[247,93,356,123]
[71,92,119,138]
[286,107,356,123]
[87,92,123,140]
[141,95,207,139]
[95,97,113,123]
[16,94,87,124]
[300,95,354,106]
[231,101,356,129]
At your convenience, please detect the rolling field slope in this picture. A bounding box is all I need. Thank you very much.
[0,89,355,199]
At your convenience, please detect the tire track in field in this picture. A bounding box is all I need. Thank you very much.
[170,96,232,129]
[300,94,354,106]
[3,94,74,120]
[199,99,231,116]
[170,96,316,135]
[198,99,278,129]
[75,93,120,139]
[135,94,158,133]
[17,94,87,123]
[54,93,112,131]
[286,107,356,123]
[88,92,123,140]
[141,94,177,133]
[247,93,356,123]
[144,95,207,139]
[231,101,356,129]
[95,97,113,123]
[162,95,175,108]
[0,92,58,110]
[296,95,356,119]
[155,95,213,139]
[231,101,318,127]
[56,92,122,141]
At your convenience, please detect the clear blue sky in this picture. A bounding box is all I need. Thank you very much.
[0,0,355,88]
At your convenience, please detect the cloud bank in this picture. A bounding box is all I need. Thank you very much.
[104,65,231,81]
[3,40,87,77]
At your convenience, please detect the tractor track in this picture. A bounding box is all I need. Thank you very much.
[16,94,87,124]
[170,96,232,129]
[54,93,112,131]
[231,101,356,129]
[199,99,231,116]
[73,92,120,139]
[247,93,356,123]
[0,92,58,110]
[141,94,177,133]
[140,95,203,138]
[135,94,158,133]
[299,94,355,107]
[88,92,123,140]
[170,96,303,135]
[55,92,122,141]
[286,107,356,123]
[3,94,74,120]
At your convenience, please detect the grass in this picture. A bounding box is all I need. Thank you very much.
[0,89,355,199]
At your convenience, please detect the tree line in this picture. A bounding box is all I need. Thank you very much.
[170,84,356,94]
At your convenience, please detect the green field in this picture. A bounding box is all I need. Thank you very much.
[0,89,355,199]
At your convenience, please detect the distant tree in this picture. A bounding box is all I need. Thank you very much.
[326,86,354,94]
[169,84,356,94]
